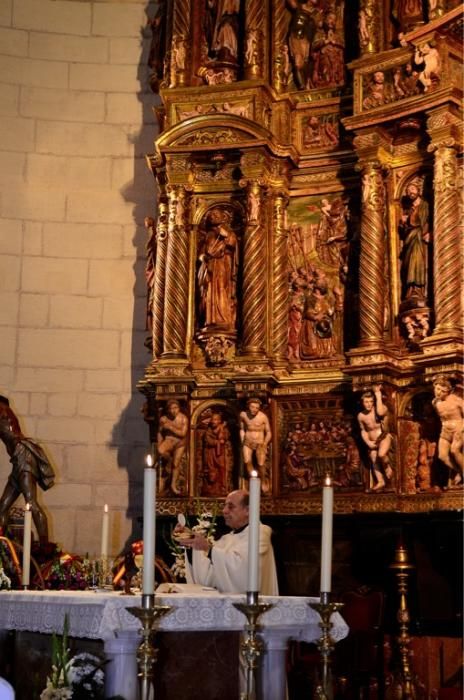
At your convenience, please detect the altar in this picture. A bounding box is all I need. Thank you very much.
[0,586,348,699]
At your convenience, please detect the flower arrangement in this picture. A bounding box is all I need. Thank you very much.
[0,564,11,590]
[41,550,93,590]
[0,536,20,588]
[167,502,218,581]
[40,614,123,700]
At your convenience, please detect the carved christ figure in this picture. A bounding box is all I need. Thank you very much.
[197,207,238,331]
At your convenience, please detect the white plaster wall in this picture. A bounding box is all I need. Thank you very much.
[0,0,158,557]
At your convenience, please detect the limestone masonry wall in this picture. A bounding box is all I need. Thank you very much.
[0,0,158,556]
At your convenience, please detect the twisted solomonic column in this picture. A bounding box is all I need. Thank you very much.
[241,181,267,357]
[358,162,387,346]
[271,0,290,93]
[151,201,168,359]
[162,186,190,359]
[271,191,289,362]
[428,139,462,336]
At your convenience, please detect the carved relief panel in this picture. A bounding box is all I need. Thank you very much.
[286,193,359,363]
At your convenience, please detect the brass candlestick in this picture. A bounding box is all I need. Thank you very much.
[233,591,274,700]
[127,593,173,700]
[386,539,424,699]
[310,593,344,700]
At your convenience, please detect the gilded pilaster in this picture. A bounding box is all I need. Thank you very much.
[241,180,267,357]
[427,109,463,337]
[169,0,191,87]
[151,200,169,359]
[358,0,381,56]
[357,160,387,346]
[244,0,265,80]
[162,186,190,359]
[271,191,289,363]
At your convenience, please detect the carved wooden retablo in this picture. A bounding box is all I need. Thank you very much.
[139,0,463,515]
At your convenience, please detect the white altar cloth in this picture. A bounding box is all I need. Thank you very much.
[0,588,348,699]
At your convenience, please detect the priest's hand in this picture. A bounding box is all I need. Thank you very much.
[190,534,210,552]
[179,532,210,552]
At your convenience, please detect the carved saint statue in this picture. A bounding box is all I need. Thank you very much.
[0,396,55,543]
[205,0,241,62]
[398,178,431,304]
[200,411,233,496]
[286,0,321,89]
[311,11,345,88]
[432,376,463,487]
[157,400,188,496]
[357,385,393,491]
[197,207,239,332]
[239,399,272,493]
[392,0,425,33]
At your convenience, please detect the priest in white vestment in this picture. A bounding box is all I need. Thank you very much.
[176,489,279,595]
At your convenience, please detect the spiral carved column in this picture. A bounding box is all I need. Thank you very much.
[241,181,267,357]
[151,201,168,360]
[428,140,462,336]
[162,186,189,359]
[271,0,289,93]
[358,162,387,346]
[271,191,289,363]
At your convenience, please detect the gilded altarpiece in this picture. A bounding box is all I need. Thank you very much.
[139,0,463,517]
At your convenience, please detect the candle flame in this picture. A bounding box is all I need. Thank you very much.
[104,504,109,513]
[25,503,31,511]
[250,470,258,478]
[146,454,154,467]
[324,474,332,487]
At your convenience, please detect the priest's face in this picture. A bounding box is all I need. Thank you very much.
[223,491,249,530]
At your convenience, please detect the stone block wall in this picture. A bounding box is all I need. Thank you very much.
[0,0,158,557]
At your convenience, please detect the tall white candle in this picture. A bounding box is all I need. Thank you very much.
[22,503,32,588]
[247,471,260,593]
[142,454,156,595]
[320,474,334,594]
[101,504,109,559]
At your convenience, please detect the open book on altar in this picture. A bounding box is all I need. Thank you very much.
[156,582,221,595]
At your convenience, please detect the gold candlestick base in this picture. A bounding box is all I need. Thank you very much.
[309,596,344,700]
[233,592,274,700]
[127,594,173,700]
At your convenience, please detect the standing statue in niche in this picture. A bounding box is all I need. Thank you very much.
[286,0,321,89]
[357,385,393,491]
[398,178,431,305]
[205,0,241,62]
[200,411,233,496]
[197,207,239,332]
[432,376,463,487]
[311,11,345,88]
[392,0,425,33]
[157,400,188,496]
[239,399,272,494]
[0,396,55,543]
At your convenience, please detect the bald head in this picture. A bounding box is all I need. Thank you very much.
[223,489,249,530]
